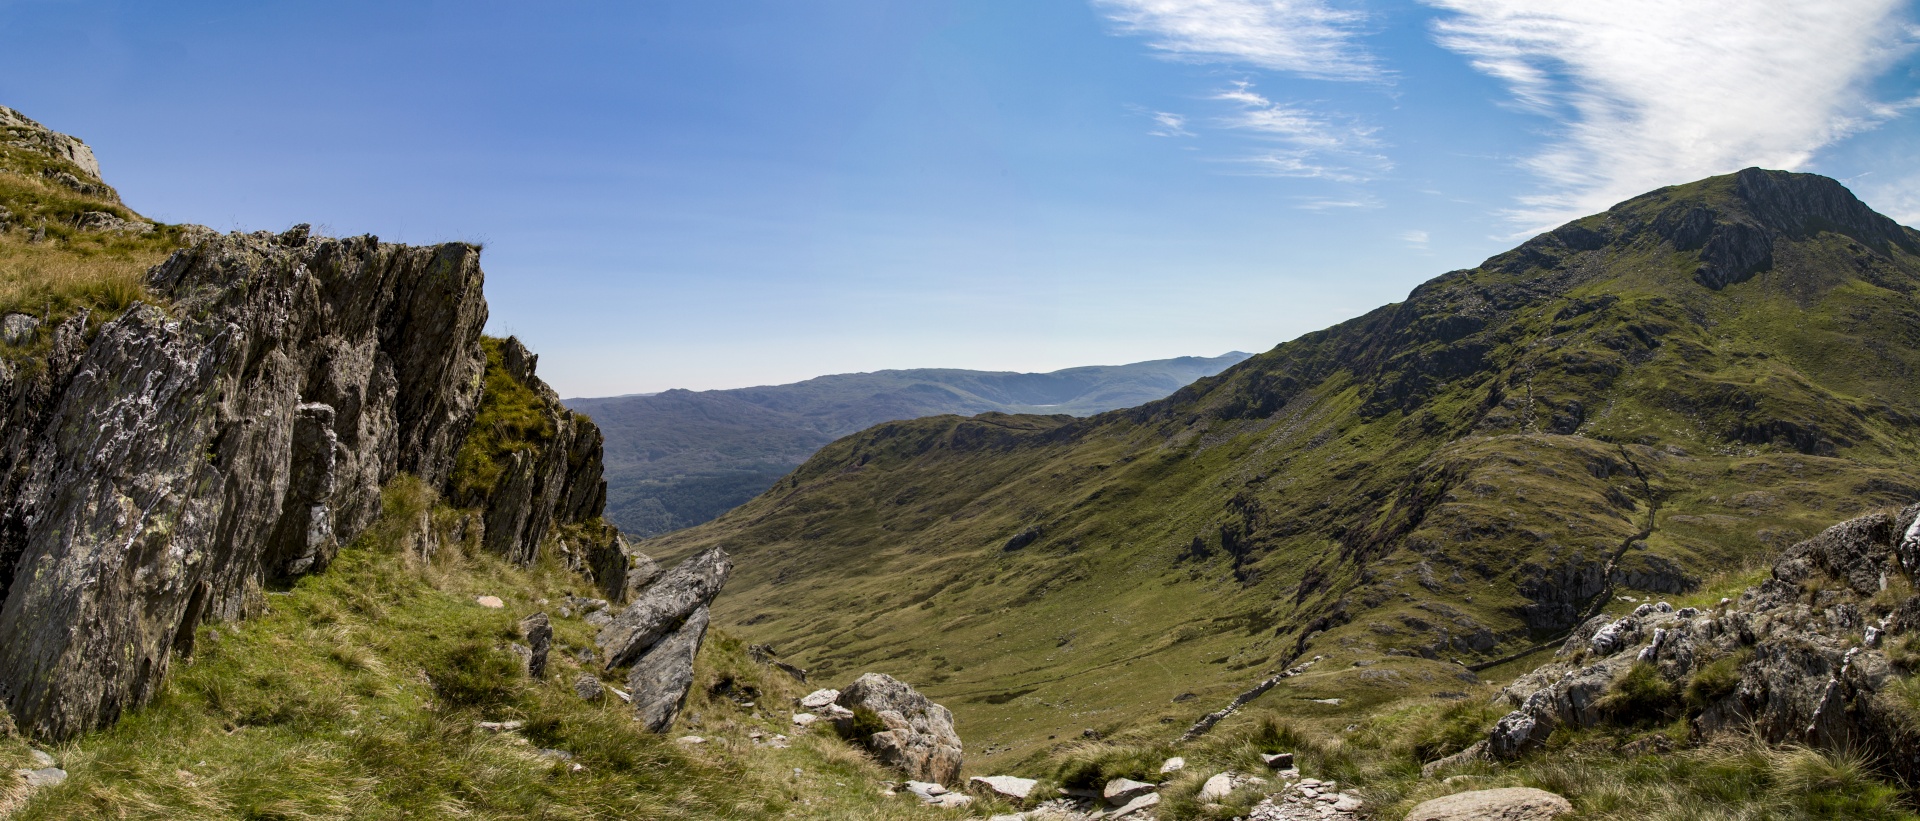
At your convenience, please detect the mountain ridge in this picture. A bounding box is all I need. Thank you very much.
[650,167,1920,766]
[568,352,1251,535]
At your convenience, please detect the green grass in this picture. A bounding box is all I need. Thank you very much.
[0,134,189,345]
[9,476,965,820]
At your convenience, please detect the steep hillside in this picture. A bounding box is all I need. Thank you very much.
[568,352,1250,536]
[653,169,1920,767]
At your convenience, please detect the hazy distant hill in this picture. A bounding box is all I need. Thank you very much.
[566,353,1251,535]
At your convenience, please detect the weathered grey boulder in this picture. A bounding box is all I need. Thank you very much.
[518,612,552,679]
[1103,777,1155,803]
[1404,787,1572,821]
[574,674,604,702]
[629,605,709,733]
[597,547,732,669]
[969,775,1038,804]
[0,314,37,346]
[834,672,963,786]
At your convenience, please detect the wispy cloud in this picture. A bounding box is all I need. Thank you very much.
[1210,81,1389,182]
[1148,111,1194,137]
[1093,0,1381,81]
[1400,229,1429,249]
[1424,0,1919,230]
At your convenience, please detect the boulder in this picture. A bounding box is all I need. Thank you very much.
[518,613,551,679]
[969,775,1038,803]
[1160,756,1186,774]
[834,672,964,785]
[1198,771,1236,802]
[597,548,732,668]
[17,767,65,788]
[573,674,604,702]
[1403,787,1573,821]
[628,605,710,733]
[0,314,37,346]
[1261,752,1295,770]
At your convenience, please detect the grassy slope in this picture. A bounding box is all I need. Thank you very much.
[0,125,188,331]
[8,477,971,820]
[568,353,1251,536]
[650,171,1920,770]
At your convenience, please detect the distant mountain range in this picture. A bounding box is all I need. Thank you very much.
[565,353,1251,536]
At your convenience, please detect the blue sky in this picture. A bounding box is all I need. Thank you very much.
[3,1,1918,396]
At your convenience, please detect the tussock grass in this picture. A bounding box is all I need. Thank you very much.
[11,477,957,820]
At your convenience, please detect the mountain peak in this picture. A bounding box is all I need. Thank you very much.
[1485,168,1914,291]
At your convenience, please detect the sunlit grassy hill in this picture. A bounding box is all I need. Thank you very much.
[651,168,1920,769]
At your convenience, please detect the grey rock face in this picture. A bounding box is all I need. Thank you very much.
[0,228,489,739]
[834,672,963,786]
[597,548,732,669]
[0,105,102,180]
[591,548,730,732]
[75,211,154,234]
[454,335,608,567]
[1484,504,1920,779]
[628,604,709,733]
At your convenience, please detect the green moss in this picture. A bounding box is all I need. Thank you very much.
[449,336,558,502]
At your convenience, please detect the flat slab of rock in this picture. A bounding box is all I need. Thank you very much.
[1110,791,1160,817]
[1103,776,1156,803]
[1160,756,1186,774]
[970,775,1039,802]
[476,595,504,609]
[1261,752,1295,769]
[1405,788,1573,821]
[799,688,840,709]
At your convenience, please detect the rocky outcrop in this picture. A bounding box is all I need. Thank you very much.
[1479,504,1920,780]
[453,336,609,568]
[833,672,964,786]
[0,106,102,182]
[594,547,731,732]
[0,227,490,739]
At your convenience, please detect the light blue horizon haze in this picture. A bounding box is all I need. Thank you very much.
[2,0,1917,397]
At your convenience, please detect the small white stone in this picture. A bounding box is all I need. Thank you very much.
[1160,755,1186,774]
[475,595,505,609]
[675,735,705,745]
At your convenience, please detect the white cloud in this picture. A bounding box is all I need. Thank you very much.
[1149,111,1194,137]
[1400,229,1430,248]
[1094,0,1380,81]
[1209,81,1389,181]
[1424,0,1919,230]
